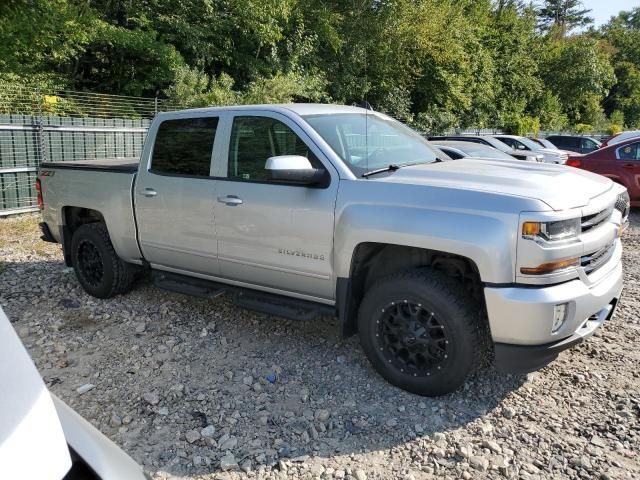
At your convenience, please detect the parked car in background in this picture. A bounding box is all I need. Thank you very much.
[546,135,601,154]
[428,135,543,162]
[566,138,640,207]
[493,135,568,164]
[0,307,147,480]
[601,130,640,148]
[431,141,520,161]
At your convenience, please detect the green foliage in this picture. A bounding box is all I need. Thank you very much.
[531,91,569,130]
[602,8,640,127]
[0,0,637,134]
[574,123,593,134]
[539,36,615,125]
[502,114,540,136]
[413,106,460,135]
[165,66,327,106]
[607,111,625,135]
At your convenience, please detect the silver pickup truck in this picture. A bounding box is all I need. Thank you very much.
[37,104,630,396]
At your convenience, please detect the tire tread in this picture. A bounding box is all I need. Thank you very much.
[72,223,135,298]
[358,267,489,395]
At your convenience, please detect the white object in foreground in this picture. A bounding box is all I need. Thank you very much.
[0,308,71,480]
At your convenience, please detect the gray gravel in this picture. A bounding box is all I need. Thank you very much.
[1,212,639,480]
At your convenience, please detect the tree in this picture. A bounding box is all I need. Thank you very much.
[539,36,615,125]
[0,0,635,135]
[602,8,640,127]
[537,0,593,36]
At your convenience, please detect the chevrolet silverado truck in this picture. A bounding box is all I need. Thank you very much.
[36,104,630,396]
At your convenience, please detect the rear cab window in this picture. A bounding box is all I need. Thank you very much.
[150,117,219,176]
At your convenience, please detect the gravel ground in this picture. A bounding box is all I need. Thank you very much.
[0,212,638,480]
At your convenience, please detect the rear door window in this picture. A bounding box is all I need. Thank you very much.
[618,142,640,160]
[151,117,219,176]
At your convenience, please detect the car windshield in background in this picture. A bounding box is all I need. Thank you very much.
[480,137,513,153]
[536,138,557,149]
[303,113,441,175]
[516,137,545,151]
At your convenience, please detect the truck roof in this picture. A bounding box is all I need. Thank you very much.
[157,103,370,118]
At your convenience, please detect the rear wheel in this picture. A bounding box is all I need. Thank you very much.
[357,268,485,396]
[71,223,135,298]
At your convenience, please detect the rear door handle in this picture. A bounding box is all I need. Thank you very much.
[217,195,243,206]
[622,163,636,169]
[140,188,157,197]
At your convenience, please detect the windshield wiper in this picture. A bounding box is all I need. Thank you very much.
[361,164,402,178]
[361,158,446,178]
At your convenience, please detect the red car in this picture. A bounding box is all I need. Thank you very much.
[566,138,640,207]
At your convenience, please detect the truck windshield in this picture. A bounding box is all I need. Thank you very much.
[303,113,441,176]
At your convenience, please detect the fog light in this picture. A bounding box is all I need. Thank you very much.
[552,303,568,334]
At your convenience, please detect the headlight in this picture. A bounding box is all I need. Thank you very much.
[522,218,580,242]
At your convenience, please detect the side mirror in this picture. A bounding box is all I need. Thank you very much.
[265,155,325,184]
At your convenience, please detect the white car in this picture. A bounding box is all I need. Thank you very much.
[493,134,569,164]
[0,307,147,480]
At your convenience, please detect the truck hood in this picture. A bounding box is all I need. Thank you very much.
[374,159,612,210]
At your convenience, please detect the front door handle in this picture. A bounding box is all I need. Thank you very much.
[217,195,243,206]
[140,188,157,198]
[622,163,636,169]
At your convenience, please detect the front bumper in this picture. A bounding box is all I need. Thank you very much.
[494,300,617,373]
[485,247,623,373]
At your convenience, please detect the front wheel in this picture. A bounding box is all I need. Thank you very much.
[357,268,486,396]
[70,223,135,298]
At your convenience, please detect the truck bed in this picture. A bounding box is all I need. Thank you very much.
[40,158,139,173]
[38,157,142,263]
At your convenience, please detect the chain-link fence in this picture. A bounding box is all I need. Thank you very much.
[0,86,187,215]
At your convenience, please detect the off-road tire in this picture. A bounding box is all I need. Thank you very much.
[71,223,135,298]
[358,268,486,396]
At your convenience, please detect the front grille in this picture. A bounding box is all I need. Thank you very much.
[615,191,631,223]
[581,206,613,233]
[581,242,615,274]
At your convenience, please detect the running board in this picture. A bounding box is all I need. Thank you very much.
[150,270,334,321]
[152,271,227,299]
[233,290,334,321]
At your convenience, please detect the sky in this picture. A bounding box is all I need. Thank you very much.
[581,0,640,27]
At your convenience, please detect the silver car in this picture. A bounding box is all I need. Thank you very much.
[428,135,543,162]
[493,134,568,164]
[432,140,524,161]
